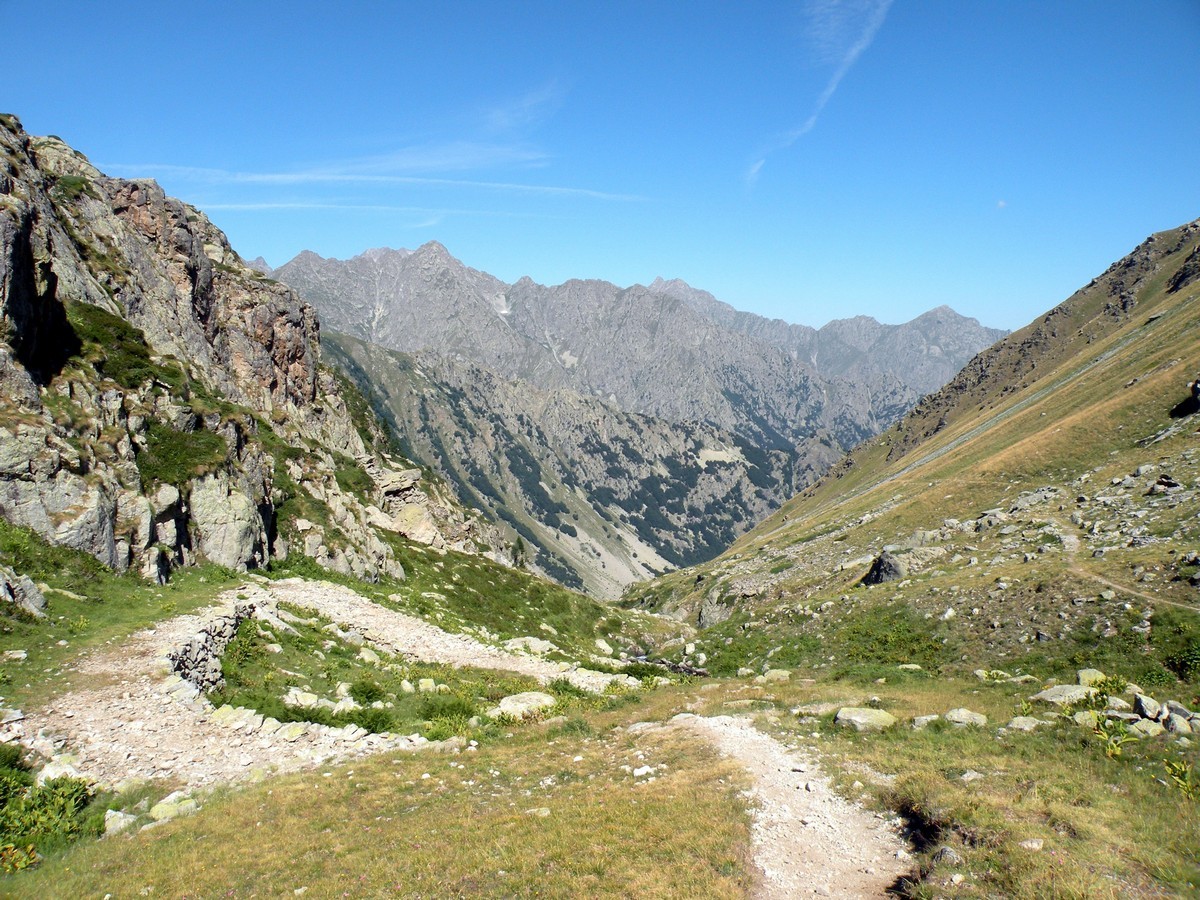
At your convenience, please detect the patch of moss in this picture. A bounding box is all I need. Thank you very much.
[65,302,157,389]
[135,422,227,488]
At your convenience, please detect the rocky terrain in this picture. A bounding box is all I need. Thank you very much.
[0,115,509,584]
[272,244,1002,594]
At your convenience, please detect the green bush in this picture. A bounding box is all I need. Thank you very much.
[0,772,98,871]
[349,678,385,705]
[417,693,476,722]
[350,707,395,734]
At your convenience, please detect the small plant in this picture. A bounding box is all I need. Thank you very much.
[1085,675,1128,710]
[1092,719,1137,759]
[1165,759,1198,800]
[0,842,38,873]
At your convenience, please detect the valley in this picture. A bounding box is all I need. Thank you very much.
[272,244,1002,595]
[0,112,1196,899]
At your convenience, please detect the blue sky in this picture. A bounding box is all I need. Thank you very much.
[7,1,1199,330]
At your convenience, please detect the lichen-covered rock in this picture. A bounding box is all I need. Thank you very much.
[835,707,897,732]
[189,473,266,571]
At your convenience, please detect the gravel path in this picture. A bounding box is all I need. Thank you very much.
[15,578,912,895]
[265,578,633,692]
[13,577,633,791]
[674,714,910,899]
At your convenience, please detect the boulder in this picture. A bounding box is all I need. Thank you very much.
[0,565,45,618]
[1165,714,1193,735]
[1005,716,1048,732]
[1030,685,1095,707]
[1133,694,1161,720]
[1129,719,1166,739]
[1076,668,1107,687]
[488,692,557,721]
[104,809,138,836]
[502,636,556,655]
[860,551,907,585]
[945,708,988,728]
[835,707,897,732]
[762,669,791,684]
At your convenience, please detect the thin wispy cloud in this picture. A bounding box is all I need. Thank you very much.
[484,81,567,132]
[746,0,892,185]
[106,161,643,201]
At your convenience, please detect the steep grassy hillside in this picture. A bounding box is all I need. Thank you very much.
[629,217,1200,670]
[616,217,1200,897]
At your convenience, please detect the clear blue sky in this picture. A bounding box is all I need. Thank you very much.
[7,1,1199,330]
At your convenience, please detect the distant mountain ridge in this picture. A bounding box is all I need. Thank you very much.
[274,243,1005,452]
[272,243,1006,594]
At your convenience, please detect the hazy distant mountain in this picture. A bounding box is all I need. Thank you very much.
[647,278,1008,397]
[275,243,1005,593]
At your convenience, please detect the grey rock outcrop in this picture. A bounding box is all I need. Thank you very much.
[0,565,44,617]
[0,115,509,584]
[189,473,266,571]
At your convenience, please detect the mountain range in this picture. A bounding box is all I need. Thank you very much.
[269,245,1004,594]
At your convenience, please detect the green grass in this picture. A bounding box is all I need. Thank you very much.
[65,301,175,391]
[210,603,555,739]
[135,420,228,489]
[268,531,676,663]
[5,688,753,899]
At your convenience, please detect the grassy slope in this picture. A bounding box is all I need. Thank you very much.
[617,219,1200,896]
[629,220,1200,674]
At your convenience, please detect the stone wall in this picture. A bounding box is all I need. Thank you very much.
[166,602,255,693]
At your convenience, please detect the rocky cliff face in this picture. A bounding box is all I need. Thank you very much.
[0,115,507,582]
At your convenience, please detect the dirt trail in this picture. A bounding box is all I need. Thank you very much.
[14,578,632,790]
[674,714,909,899]
[17,578,913,897]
